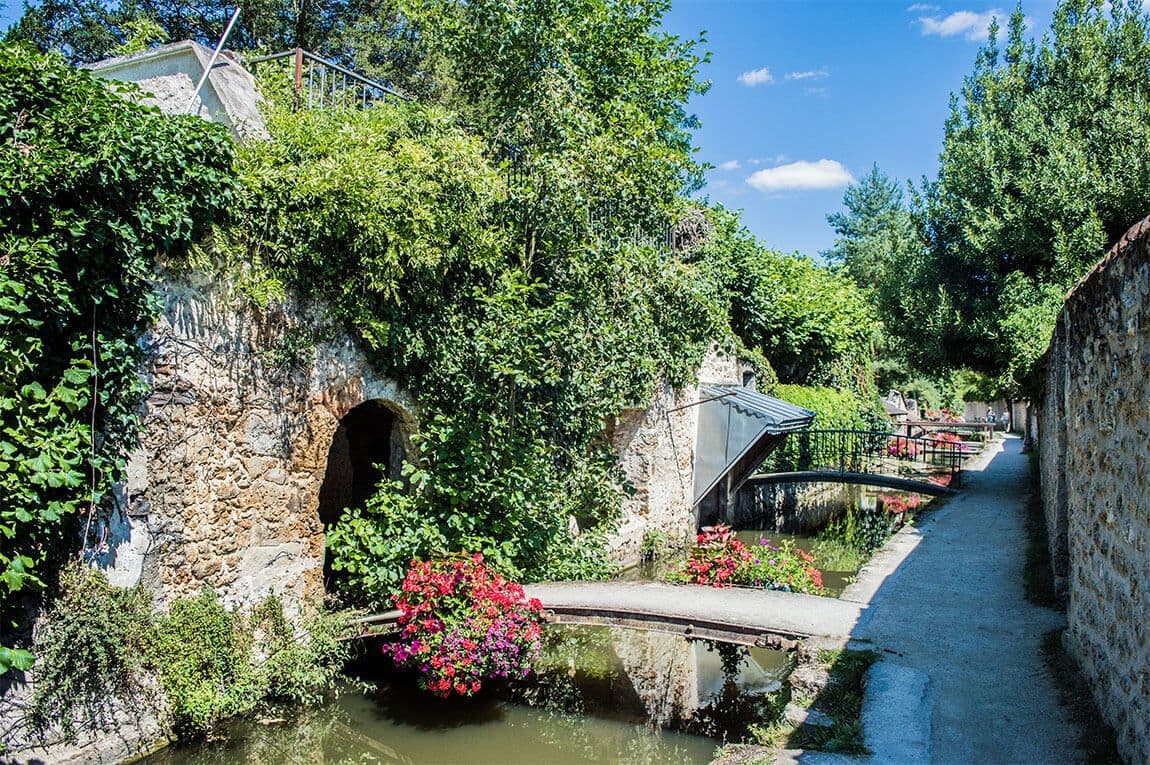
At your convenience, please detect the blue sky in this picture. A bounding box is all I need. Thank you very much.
[661,0,1061,257]
[1,0,1063,257]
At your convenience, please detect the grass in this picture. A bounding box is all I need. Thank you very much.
[1022,453,1060,608]
[1040,630,1122,764]
[1023,453,1121,762]
[750,648,879,756]
[808,537,864,573]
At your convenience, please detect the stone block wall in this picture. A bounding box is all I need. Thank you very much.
[604,349,741,568]
[98,268,740,602]
[1039,216,1150,764]
[95,268,417,610]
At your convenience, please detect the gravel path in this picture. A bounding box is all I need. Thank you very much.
[853,436,1082,764]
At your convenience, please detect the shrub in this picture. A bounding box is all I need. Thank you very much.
[385,554,544,698]
[250,596,350,707]
[27,568,153,741]
[147,589,265,736]
[665,525,824,595]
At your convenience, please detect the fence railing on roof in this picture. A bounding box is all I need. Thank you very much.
[248,48,406,110]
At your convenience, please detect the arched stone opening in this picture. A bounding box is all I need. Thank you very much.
[317,399,410,585]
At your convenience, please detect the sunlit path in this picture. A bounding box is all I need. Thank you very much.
[853,436,1081,763]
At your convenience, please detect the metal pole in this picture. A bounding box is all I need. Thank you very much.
[185,7,242,114]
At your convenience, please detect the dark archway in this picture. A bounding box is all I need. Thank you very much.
[318,400,407,586]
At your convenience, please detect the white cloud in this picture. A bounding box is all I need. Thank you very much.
[745,159,855,192]
[907,3,940,11]
[718,160,742,171]
[918,9,1003,41]
[785,69,829,81]
[737,67,774,86]
[748,154,789,167]
[806,87,829,97]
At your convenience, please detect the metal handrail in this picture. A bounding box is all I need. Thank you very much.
[248,48,407,108]
[763,428,967,478]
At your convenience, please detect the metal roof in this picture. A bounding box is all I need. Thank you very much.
[692,385,815,504]
[701,385,816,433]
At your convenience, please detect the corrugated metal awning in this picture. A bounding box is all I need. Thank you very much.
[692,386,815,504]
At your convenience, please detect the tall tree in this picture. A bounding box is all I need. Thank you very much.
[909,0,1150,394]
[824,164,916,292]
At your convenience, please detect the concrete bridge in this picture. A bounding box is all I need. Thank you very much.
[353,580,865,648]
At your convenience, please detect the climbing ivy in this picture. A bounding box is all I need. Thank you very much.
[224,95,721,602]
[0,44,235,670]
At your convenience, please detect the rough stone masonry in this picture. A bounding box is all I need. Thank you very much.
[1039,214,1150,764]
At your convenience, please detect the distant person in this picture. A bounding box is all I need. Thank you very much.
[986,407,996,424]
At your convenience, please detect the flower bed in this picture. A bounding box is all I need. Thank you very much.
[665,525,824,594]
[879,492,922,515]
[385,554,543,698]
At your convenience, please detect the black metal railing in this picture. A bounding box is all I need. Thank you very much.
[762,429,967,479]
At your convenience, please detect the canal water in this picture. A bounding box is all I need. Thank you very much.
[623,484,936,597]
[142,626,790,765]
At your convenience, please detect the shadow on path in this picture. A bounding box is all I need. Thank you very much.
[852,435,1081,763]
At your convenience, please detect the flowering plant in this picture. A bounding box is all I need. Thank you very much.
[666,525,824,594]
[927,472,954,488]
[384,554,544,698]
[927,431,967,450]
[879,493,922,515]
[886,438,919,459]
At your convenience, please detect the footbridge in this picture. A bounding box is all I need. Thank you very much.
[352,581,865,648]
[749,428,969,497]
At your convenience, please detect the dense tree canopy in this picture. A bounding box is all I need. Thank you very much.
[903,0,1150,394]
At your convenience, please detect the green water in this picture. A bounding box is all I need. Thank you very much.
[623,487,936,597]
[142,626,790,765]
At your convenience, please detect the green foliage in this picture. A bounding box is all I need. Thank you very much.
[148,589,264,735]
[29,577,351,740]
[109,15,167,56]
[697,209,878,389]
[28,568,153,740]
[0,44,234,664]
[771,385,881,432]
[7,0,339,62]
[251,597,351,707]
[231,13,717,603]
[640,528,669,562]
[751,648,878,756]
[824,164,918,293]
[906,0,1150,394]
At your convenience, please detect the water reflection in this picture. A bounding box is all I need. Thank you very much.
[142,626,787,765]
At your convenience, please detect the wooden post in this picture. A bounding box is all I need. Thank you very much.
[293,47,304,111]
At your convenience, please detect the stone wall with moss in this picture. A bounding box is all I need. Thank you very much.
[1039,215,1150,765]
[94,268,417,610]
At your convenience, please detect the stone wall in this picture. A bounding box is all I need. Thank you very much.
[1039,215,1150,764]
[94,267,417,610]
[604,349,741,567]
[97,268,740,601]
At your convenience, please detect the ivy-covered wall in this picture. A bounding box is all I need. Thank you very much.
[96,268,418,608]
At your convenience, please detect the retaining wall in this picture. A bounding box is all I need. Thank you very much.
[95,267,417,610]
[1039,215,1150,764]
